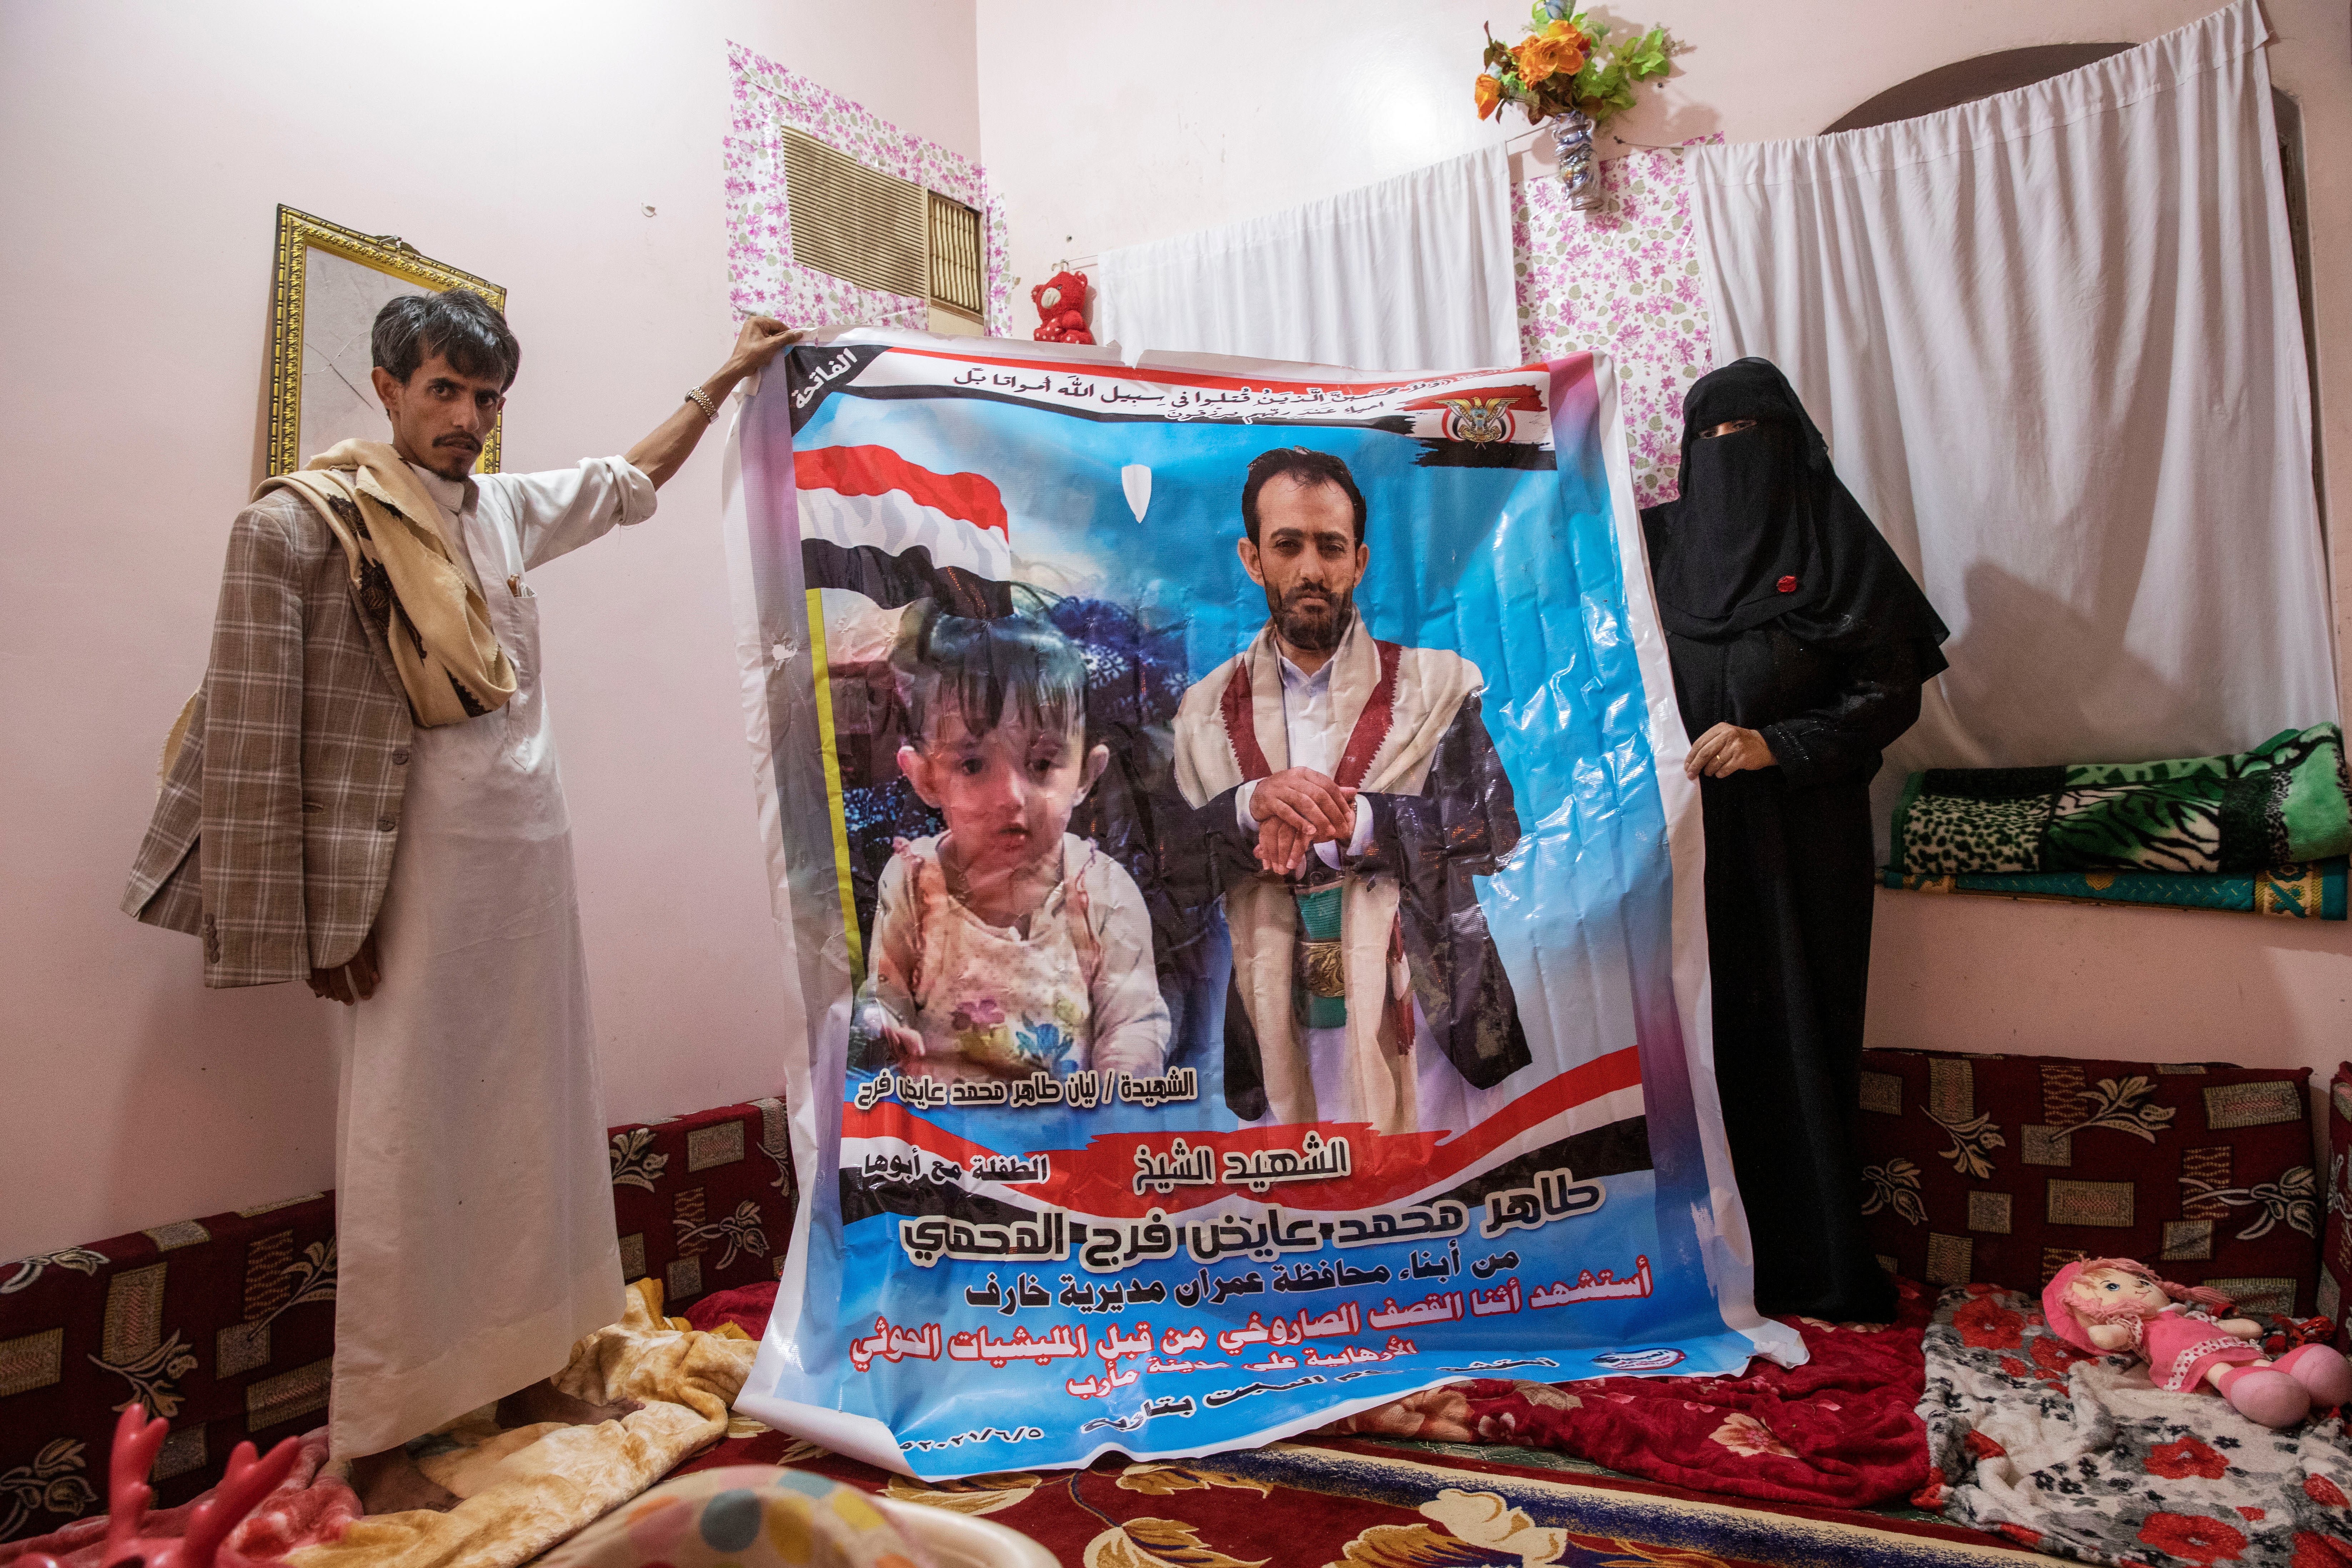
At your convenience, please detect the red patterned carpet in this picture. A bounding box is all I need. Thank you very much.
[674,1421,2036,1567]
[674,1275,2042,1563]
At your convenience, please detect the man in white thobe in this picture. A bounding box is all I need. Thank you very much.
[125,289,794,1511]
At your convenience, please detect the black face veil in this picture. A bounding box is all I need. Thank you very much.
[1640,358,1949,677]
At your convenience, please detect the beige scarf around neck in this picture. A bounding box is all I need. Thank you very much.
[260,439,516,726]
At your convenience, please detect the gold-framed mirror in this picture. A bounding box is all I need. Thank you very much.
[267,205,506,477]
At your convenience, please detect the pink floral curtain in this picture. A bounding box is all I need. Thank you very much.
[1514,139,1719,508]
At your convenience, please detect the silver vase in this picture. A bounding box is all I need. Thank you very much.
[1549,108,1600,212]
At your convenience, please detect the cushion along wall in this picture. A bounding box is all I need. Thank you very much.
[1857,1048,2321,1313]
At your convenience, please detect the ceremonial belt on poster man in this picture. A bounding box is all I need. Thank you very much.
[1221,639,1415,1051]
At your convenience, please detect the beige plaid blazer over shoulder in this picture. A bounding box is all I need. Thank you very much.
[124,491,414,987]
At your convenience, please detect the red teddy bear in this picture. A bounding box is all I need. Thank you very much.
[1031,269,1093,344]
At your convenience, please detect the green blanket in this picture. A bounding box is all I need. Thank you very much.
[1883,859,2347,919]
[1891,724,2352,877]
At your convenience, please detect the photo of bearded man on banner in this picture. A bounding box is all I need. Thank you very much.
[1175,447,1532,1137]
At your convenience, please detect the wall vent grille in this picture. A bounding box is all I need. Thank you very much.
[927,191,985,319]
[781,128,926,298]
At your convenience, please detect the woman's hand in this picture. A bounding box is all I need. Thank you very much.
[1684,722,1776,780]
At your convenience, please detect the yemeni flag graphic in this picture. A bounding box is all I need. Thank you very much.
[796,444,1013,598]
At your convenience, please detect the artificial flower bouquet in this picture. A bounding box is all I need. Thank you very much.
[1476,0,1673,129]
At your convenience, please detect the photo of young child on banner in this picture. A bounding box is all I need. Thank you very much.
[729,331,1797,1479]
[848,592,1170,1087]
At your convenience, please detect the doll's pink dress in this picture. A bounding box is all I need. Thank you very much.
[2143,1303,2264,1391]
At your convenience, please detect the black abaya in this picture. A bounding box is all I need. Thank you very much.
[1644,358,1948,1324]
[1669,628,1921,1322]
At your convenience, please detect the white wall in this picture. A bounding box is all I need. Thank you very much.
[0,0,979,1260]
[975,0,2352,1106]
[7,0,2347,1264]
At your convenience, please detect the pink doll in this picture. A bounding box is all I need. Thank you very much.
[2042,1256,2352,1429]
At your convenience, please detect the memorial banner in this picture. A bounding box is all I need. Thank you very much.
[724,329,1800,1478]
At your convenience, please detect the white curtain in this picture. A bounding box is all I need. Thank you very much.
[1096,146,1518,373]
[1686,0,2332,802]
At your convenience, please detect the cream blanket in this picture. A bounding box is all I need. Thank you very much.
[1173,617,1481,1132]
[259,440,516,726]
[289,1282,756,1568]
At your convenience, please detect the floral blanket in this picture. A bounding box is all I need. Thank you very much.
[1893,724,2352,877]
[1919,1284,2352,1565]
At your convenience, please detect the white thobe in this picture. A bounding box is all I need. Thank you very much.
[1233,651,1513,1138]
[328,456,652,1458]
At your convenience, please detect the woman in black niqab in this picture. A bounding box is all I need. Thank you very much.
[1642,358,1947,1323]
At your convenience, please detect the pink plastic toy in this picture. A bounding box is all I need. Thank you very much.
[14,1404,301,1568]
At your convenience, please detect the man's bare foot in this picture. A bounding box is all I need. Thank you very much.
[348,1448,459,1515]
[495,1376,641,1428]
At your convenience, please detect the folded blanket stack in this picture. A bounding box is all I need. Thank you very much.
[1887,725,2351,919]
